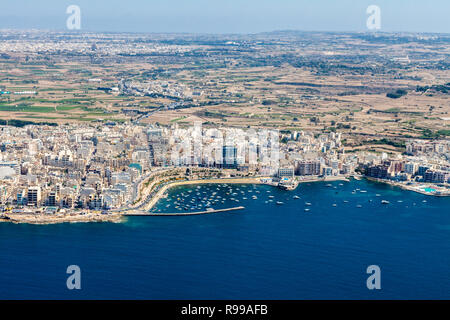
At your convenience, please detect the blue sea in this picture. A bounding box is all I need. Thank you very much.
[1,179,450,299]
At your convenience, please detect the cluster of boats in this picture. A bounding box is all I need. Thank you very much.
[151,181,421,214]
[152,183,307,213]
[153,184,269,213]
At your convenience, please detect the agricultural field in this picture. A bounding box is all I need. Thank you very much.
[0,30,448,152]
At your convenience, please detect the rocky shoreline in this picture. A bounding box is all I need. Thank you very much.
[0,212,125,225]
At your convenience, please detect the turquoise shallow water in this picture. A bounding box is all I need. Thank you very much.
[1,178,450,299]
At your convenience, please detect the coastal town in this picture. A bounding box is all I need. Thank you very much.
[0,121,448,224]
[2,1,450,303]
[0,30,448,224]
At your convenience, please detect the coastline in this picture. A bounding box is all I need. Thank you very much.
[4,174,446,225]
[0,176,263,224]
[365,177,450,196]
[0,212,124,225]
[0,175,353,224]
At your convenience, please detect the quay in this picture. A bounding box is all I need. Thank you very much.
[123,206,245,216]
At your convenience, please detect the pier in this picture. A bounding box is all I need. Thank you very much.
[123,206,245,216]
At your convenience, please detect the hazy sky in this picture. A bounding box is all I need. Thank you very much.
[0,0,448,34]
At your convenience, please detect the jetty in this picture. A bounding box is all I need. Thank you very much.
[123,206,245,216]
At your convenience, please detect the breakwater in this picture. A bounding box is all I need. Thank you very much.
[124,206,245,216]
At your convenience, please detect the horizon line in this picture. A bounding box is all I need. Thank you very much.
[1,28,449,36]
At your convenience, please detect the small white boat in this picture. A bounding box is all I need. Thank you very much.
[381,200,390,204]
[276,201,284,205]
